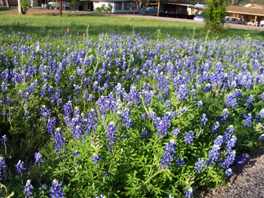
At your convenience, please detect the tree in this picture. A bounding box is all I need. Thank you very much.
[205,0,227,31]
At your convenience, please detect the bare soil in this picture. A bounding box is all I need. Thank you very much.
[203,149,264,198]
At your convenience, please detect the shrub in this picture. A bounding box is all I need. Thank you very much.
[205,0,227,31]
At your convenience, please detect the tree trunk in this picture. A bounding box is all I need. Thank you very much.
[17,0,22,14]
[5,0,9,8]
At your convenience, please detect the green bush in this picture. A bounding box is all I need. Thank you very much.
[205,0,227,31]
[20,0,30,14]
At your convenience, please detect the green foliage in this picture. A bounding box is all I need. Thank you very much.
[95,4,113,14]
[20,0,30,14]
[0,183,14,198]
[205,0,227,32]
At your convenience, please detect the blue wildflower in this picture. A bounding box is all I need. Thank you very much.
[34,151,43,165]
[91,154,100,164]
[0,156,6,180]
[184,187,193,198]
[194,159,207,173]
[160,140,177,168]
[200,113,208,126]
[72,125,82,139]
[16,160,25,174]
[212,121,220,133]
[225,168,233,177]
[208,145,221,164]
[259,109,264,119]
[107,122,116,147]
[24,179,33,198]
[222,150,236,169]
[184,131,194,144]
[172,128,180,137]
[53,128,65,152]
[63,101,73,117]
[243,114,252,127]
[50,179,64,198]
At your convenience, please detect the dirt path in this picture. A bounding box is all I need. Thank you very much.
[203,149,264,198]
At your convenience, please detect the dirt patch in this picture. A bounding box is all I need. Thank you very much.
[203,149,264,198]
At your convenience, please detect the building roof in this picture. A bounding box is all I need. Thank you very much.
[227,5,264,17]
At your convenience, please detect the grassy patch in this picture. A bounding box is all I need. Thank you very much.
[0,13,263,39]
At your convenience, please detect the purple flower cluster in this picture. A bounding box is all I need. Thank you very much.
[160,140,177,168]
[107,122,116,147]
[24,179,33,198]
[0,156,6,180]
[50,179,64,198]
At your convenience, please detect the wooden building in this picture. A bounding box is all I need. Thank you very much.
[226,4,264,24]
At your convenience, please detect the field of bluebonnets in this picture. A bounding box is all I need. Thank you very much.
[0,28,264,198]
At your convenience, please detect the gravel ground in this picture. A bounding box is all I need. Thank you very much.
[203,149,264,198]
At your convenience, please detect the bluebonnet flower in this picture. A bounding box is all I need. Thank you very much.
[16,160,25,174]
[200,113,208,126]
[177,84,189,101]
[63,101,73,117]
[184,187,193,198]
[172,128,180,137]
[236,153,250,166]
[53,128,65,152]
[85,109,97,134]
[140,130,150,139]
[47,117,57,134]
[0,156,6,180]
[1,134,7,145]
[153,114,171,136]
[50,179,64,198]
[34,151,43,165]
[260,92,264,101]
[259,109,264,119]
[214,135,224,147]
[223,125,235,142]
[97,94,117,115]
[212,121,220,133]
[1,82,8,92]
[91,154,100,164]
[222,150,236,169]
[160,140,177,168]
[197,100,203,108]
[72,150,80,157]
[203,83,212,93]
[176,159,185,166]
[128,86,140,104]
[157,75,169,95]
[40,105,50,118]
[221,108,229,121]
[142,89,153,105]
[24,179,33,198]
[107,122,116,147]
[226,135,237,151]
[225,94,237,108]
[225,168,233,177]
[243,114,252,127]
[246,95,254,107]
[184,131,194,144]
[72,125,82,139]
[120,108,132,128]
[194,159,207,173]
[208,145,221,164]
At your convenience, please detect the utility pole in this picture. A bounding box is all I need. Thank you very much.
[157,0,160,16]
[17,0,22,14]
